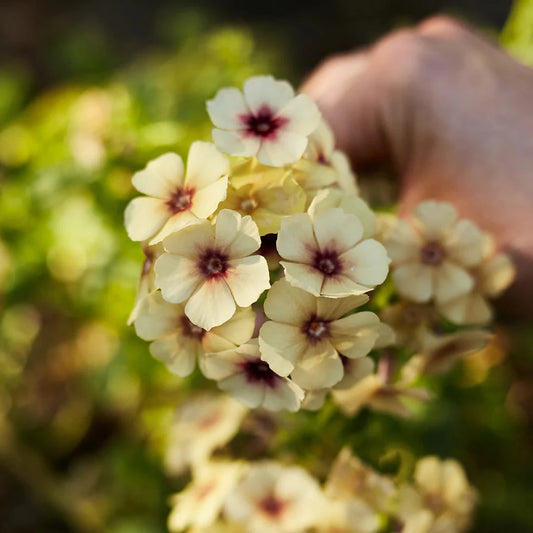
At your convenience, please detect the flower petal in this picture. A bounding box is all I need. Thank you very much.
[341,239,390,287]
[190,175,228,219]
[256,130,308,166]
[479,253,515,296]
[281,261,323,297]
[316,294,369,321]
[414,201,457,240]
[386,220,421,263]
[149,209,200,245]
[215,209,261,258]
[291,343,343,390]
[277,212,316,262]
[150,335,197,377]
[155,254,202,303]
[243,75,294,115]
[207,87,249,129]
[393,263,433,302]
[132,152,184,198]
[201,349,240,380]
[125,197,169,242]
[321,274,373,297]
[185,141,229,190]
[162,219,213,259]
[225,255,270,307]
[263,279,317,325]
[212,128,260,157]
[438,292,492,325]
[330,312,380,359]
[209,307,256,347]
[259,321,307,376]
[445,219,484,267]
[278,93,321,136]
[313,208,363,254]
[262,379,304,412]
[434,261,474,303]
[133,292,182,340]
[218,373,266,408]
[186,279,236,330]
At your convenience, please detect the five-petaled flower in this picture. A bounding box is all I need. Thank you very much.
[259,279,381,390]
[125,141,229,244]
[207,75,321,167]
[277,208,390,298]
[155,209,270,330]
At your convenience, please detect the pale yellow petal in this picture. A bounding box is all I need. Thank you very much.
[479,253,515,296]
[209,307,256,347]
[215,209,261,258]
[185,280,236,330]
[132,152,184,198]
[278,93,321,136]
[190,176,228,219]
[330,312,380,359]
[393,263,433,302]
[225,255,270,307]
[445,219,484,267]
[149,209,199,245]
[321,274,373,297]
[434,262,474,303]
[125,197,169,242]
[155,254,202,303]
[316,293,369,321]
[385,220,421,263]
[263,279,317,325]
[277,212,316,262]
[150,335,197,377]
[243,75,294,114]
[185,141,230,189]
[281,261,324,296]
[341,239,390,287]
[291,343,343,390]
[162,219,214,258]
[256,130,308,167]
[212,128,260,157]
[414,201,457,240]
[313,208,363,254]
[207,87,249,129]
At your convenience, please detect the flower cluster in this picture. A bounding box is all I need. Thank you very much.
[164,395,477,533]
[126,75,514,417]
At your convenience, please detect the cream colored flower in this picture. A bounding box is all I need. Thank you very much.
[386,201,484,304]
[325,447,395,513]
[332,373,432,418]
[437,236,515,325]
[219,174,306,235]
[133,291,255,377]
[395,456,477,533]
[259,280,381,390]
[125,141,229,244]
[207,75,320,167]
[277,209,389,298]
[224,461,323,533]
[202,339,304,412]
[315,497,379,533]
[155,209,270,330]
[168,461,246,532]
[164,395,247,475]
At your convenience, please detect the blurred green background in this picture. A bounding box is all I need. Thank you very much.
[0,1,532,532]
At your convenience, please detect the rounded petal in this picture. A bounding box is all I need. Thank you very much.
[263,279,317,325]
[125,197,169,242]
[281,260,323,297]
[278,93,321,136]
[291,343,344,390]
[277,212,316,262]
[132,152,184,198]
[208,307,256,348]
[185,141,229,189]
[256,130,308,167]
[133,292,181,340]
[218,373,266,408]
[321,274,374,297]
[150,336,197,377]
[331,150,359,195]
[434,262,474,304]
[445,219,484,267]
[316,294,369,321]
[262,379,304,412]
[306,119,335,158]
[438,292,492,325]
[215,209,261,258]
[185,279,236,330]
[212,128,260,157]
[202,349,240,380]
[242,75,294,114]
[190,175,228,219]
[414,201,457,240]
[259,321,307,376]
[479,253,515,296]
[330,312,380,359]
[155,254,202,303]
[225,255,270,307]
[313,209,363,254]
[149,209,199,245]
[162,219,214,258]
[393,263,433,302]
[207,87,249,129]
[341,239,390,286]
[386,220,421,263]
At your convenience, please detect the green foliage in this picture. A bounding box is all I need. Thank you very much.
[501,0,533,64]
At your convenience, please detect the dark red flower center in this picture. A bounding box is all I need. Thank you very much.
[258,494,285,518]
[240,105,288,139]
[180,315,206,341]
[303,315,330,344]
[420,241,446,266]
[166,186,194,214]
[313,249,342,276]
[198,249,229,279]
[240,359,278,388]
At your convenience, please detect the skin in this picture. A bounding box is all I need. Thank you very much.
[301,16,533,317]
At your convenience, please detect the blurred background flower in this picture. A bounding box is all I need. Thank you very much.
[0,1,532,532]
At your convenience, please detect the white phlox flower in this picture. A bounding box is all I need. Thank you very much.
[168,460,247,532]
[223,461,324,533]
[125,141,229,244]
[207,75,321,167]
[202,339,304,412]
[133,291,256,377]
[259,279,381,391]
[164,395,247,476]
[155,209,270,330]
[385,201,484,304]
[277,208,390,298]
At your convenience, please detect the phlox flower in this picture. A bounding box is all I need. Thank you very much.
[385,201,484,304]
[202,339,304,412]
[125,141,229,244]
[164,395,247,476]
[394,456,477,533]
[224,461,323,533]
[168,461,246,532]
[437,236,515,325]
[259,279,381,390]
[133,291,255,377]
[314,498,379,533]
[207,75,320,167]
[155,209,270,330]
[218,174,306,235]
[277,208,390,298]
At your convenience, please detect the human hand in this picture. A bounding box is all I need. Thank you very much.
[302,16,533,317]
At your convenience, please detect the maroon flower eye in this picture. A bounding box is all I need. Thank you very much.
[166,186,194,214]
[198,249,229,279]
[240,359,279,388]
[313,249,342,276]
[240,105,288,139]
